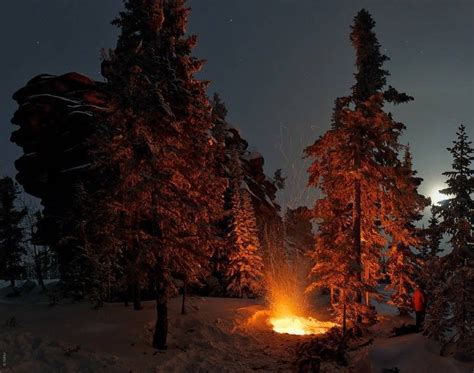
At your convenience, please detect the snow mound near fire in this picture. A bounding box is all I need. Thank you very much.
[0,295,296,372]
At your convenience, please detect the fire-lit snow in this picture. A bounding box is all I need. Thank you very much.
[269,314,337,335]
[257,263,338,335]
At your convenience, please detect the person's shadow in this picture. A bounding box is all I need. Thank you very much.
[389,323,420,337]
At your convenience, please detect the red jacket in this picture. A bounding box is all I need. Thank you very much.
[413,288,426,312]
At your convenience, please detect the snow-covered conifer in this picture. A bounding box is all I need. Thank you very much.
[306,9,416,323]
[425,206,443,257]
[425,125,474,350]
[24,209,51,292]
[386,148,429,315]
[225,150,264,298]
[95,0,226,349]
[0,177,27,288]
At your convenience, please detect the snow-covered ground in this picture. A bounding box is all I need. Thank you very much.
[0,282,472,372]
[352,312,473,373]
[0,281,302,372]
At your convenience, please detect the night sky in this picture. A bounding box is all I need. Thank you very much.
[0,0,472,211]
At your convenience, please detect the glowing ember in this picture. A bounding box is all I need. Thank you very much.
[269,314,337,335]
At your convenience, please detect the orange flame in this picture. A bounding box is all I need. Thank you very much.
[262,252,338,335]
[269,315,337,335]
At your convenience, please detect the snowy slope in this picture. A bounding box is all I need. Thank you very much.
[353,333,472,373]
[0,291,299,372]
[0,283,472,372]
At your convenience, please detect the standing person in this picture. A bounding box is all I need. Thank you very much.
[413,284,426,330]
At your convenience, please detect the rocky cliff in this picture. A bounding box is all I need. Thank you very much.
[11,72,108,244]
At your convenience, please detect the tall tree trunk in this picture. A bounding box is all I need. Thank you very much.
[124,284,130,307]
[151,195,167,349]
[34,248,47,292]
[181,276,187,315]
[132,281,142,310]
[35,260,47,291]
[460,276,466,340]
[354,183,362,297]
[106,265,111,303]
[354,180,363,300]
[353,134,363,322]
[153,274,168,350]
[342,291,347,338]
[330,286,335,307]
[363,267,370,306]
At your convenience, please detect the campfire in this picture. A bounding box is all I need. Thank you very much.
[253,257,338,336]
[266,302,337,335]
[269,314,337,335]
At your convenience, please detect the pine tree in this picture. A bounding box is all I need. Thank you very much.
[209,93,232,289]
[385,147,429,314]
[68,182,121,306]
[24,209,50,292]
[0,177,27,288]
[225,150,264,297]
[306,199,355,318]
[305,9,415,324]
[58,183,98,300]
[425,206,443,257]
[211,93,229,147]
[425,125,474,351]
[437,125,473,257]
[209,93,281,295]
[421,206,444,318]
[97,0,225,349]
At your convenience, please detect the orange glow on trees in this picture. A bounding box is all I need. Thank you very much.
[305,9,421,325]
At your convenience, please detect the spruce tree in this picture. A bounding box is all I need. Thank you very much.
[68,182,121,306]
[421,206,444,317]
[425,206,443,257]
[306,199,355,317]
[210,93,280,296]
[225,150,264,297]
[211,93,229,147]
[58,183,98,300]
[385,148,429,314]
[305,9,415,323]
[97,0,225,349]
[0,177,27,288]
[425,125,473,350]
[25,209,50,292]
[209,93,232,289]
[437,125,473,257]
